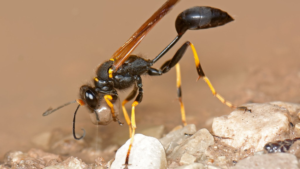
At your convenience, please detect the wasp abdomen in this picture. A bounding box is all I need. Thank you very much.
[175,6,234,35]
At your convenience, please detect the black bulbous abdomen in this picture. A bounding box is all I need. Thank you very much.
[175,6,234,34]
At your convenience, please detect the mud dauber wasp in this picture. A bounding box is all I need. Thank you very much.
[43,0,238,166]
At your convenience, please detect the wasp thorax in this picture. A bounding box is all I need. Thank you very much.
[94,78,113,91]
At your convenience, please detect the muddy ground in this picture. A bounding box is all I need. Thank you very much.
[0,0,300,163]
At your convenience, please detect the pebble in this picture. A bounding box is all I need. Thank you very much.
[231,153,299,169]
[2,149,62,168]
[113,125,165,146]
[167,128,214,162]
[179,153,196,165]
[45,156,88,169]
[212,103,290,151]
[110,134,167,169]
[160,124,197,150]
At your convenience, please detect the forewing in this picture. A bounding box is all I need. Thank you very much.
[111,0,180,71]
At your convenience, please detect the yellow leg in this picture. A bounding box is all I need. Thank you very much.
[104,95,121,122]
[175,64,187,126]
[122,100,132,137]
[125,101,139,165]
[121,85,139,137]
[188,42,236,109]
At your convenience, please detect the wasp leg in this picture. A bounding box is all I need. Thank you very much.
[125,75,143,166]
[175,42,235,108]
[147,65,187,126]
[149,45,188,125]
[147,64,187,125]
[175,63,187,126]
[153,42,236,111]
[122,85,138,137]
[104,95,122,125]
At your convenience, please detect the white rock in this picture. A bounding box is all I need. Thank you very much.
[160,124,197,150]
[212,103,290,151]
[230,153,299,169]
[270,101,300,117]
[180,153,196,165]
[168,128,214,162]
[217,156,226,165]
[110,134,167,169]
[295,123,300,130]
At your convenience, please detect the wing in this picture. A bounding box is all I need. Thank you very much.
[111,0,180,71]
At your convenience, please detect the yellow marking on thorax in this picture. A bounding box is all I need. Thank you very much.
[108,68,113,78]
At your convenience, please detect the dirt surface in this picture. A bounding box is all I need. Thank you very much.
[1,0,300,163]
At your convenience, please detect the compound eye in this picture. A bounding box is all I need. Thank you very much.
[85,90,94,100]
[84,89,98,109]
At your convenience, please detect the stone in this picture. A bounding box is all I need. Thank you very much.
[160,124,198,158]
[113,125,165,146]
[269,101,300,117]
[288,140,300,158]
[231,153,299,169]
[217,156,226,165]
[179,153,196,165]
[2,149,62,168]
[44,156,88,169]
[111,134,167,169]
[160,124,197,151]
[167,128,214,162]
[293,122,300,137]
[204,140,239,168]
[212,103,290,152]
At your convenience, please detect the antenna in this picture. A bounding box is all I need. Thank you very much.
[42,99,86,140]
[73,104,86,140]
[42,100,77,116]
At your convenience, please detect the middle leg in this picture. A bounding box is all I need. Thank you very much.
[122,84,138,137]
[124,75,143,166]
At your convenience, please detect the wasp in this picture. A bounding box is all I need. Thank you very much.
[43,0,236,166]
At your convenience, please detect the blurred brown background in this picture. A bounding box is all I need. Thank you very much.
[1,0,300,160]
